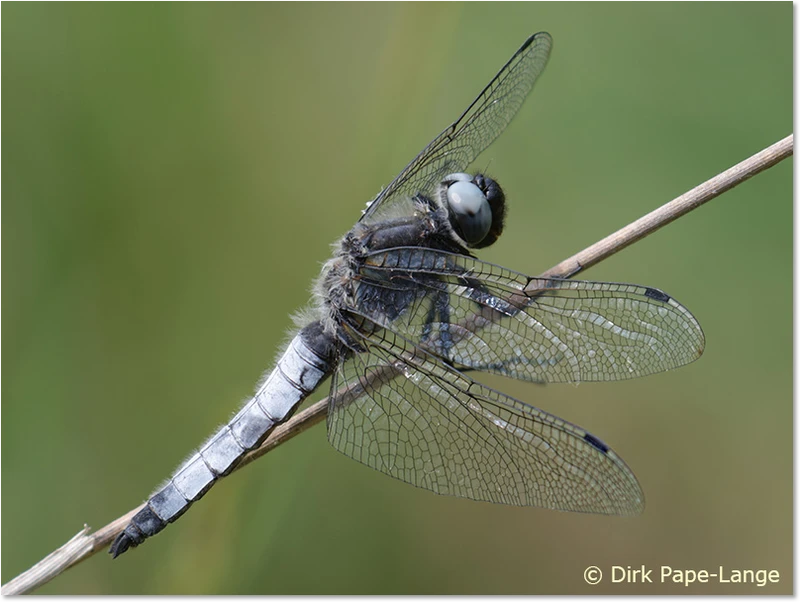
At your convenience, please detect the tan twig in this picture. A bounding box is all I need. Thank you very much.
[1,508,144,595]
[2,134,791,595]
[539,135,793,280]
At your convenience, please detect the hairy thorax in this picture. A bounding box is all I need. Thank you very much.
[313,198,464,338]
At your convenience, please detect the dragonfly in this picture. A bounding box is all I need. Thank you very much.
[110,32,704,558]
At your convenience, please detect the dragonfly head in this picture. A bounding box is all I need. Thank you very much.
[441,172,506,249]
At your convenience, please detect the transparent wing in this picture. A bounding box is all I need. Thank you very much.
[360,32,552,224]
[327,316,643,514]
[357,247,705,383]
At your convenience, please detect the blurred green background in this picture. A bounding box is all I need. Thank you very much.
[3,3,791,595]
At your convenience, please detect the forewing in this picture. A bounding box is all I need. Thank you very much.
[327,318,643,514]
[359,247,705,383]
[360,32,552,224]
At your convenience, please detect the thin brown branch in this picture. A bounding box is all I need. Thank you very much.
[539,134,793,280]
[1,507,144,595]
[2,134,792,595]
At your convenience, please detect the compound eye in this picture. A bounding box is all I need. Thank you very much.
[443,172,473,184]
[446,180,492,245]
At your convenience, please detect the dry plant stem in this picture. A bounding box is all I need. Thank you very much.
[1,507,144,595]
[2,133,792,596]
[539,135,794,281]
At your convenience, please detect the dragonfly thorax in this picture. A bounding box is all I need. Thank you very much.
[316,186,483,340]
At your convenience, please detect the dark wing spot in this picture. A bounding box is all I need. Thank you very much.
[584,432,610,454]
[644,287,670,303]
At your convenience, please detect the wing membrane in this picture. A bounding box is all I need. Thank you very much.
[361,33,552,224]
[327,316,643,514]
[358,247,705,383]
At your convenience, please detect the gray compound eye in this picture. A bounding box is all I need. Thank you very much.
[446,180,492,245]
[443,172,473,184]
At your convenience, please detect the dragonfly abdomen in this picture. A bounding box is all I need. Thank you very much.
[110,322,336,558]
